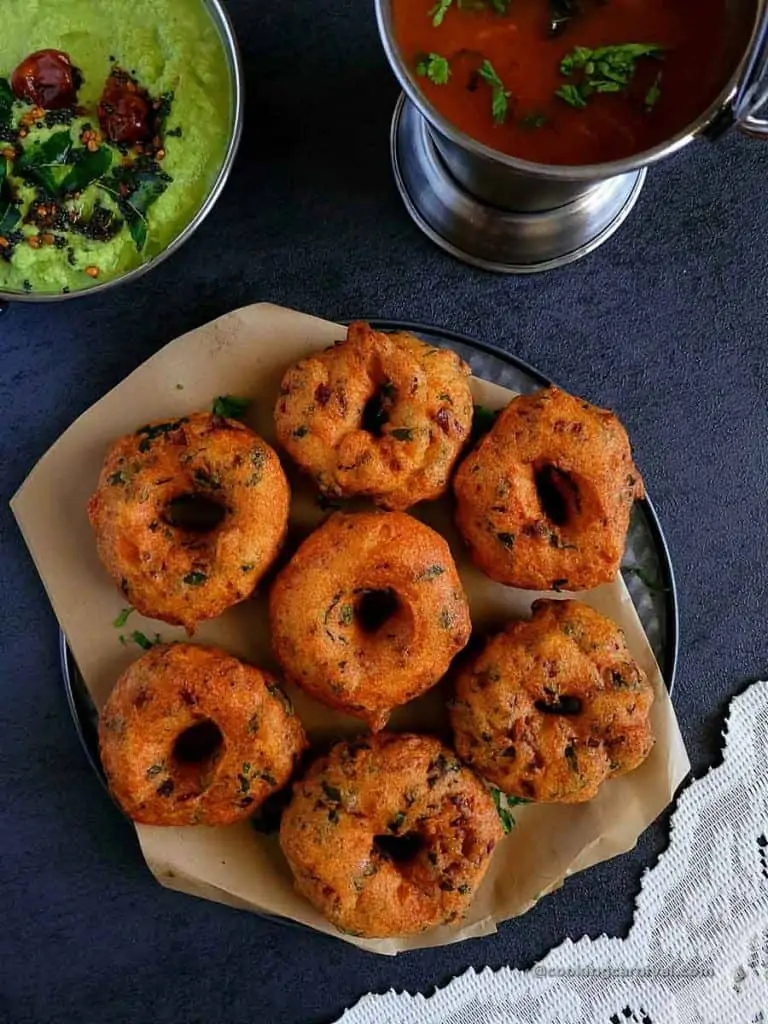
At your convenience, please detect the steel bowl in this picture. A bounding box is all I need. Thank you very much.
[0,0,244,305]
[376,0,768,269]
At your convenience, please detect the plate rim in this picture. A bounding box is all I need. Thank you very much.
[60,316,679,790]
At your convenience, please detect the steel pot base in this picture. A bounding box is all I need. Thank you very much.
[391,95,647,274]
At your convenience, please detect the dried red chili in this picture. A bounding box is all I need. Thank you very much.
[11,50,80,110]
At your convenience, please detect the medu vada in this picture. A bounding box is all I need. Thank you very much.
[453,386,645,592]
[274,321,473,510]
[88,411,290,632]
[279,733,503,937]
[99,643,308,826]
[449,599,655,803]
[269,511,471,731]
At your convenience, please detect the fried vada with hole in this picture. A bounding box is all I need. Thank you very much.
[269,511,471,731]
[450,599,655,803]
[99,643,308,826]
[453,387,644,591]
[279,732,503,937]
[87,412,290,632]
[274,321,473,510]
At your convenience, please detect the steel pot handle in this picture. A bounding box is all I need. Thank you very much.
[738,112,768,138]
[734,0,768,138]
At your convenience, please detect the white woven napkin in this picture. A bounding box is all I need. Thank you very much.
[336,680,768,1024]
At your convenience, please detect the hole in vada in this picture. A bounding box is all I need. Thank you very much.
[373,831,424,863]
[534,464,580,527]
[361,382,396,437]
[356,588,400,633]
[165,494,226,532]
[172,718,223,767]
[534,695,583,715]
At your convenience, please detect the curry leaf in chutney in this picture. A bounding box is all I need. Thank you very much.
[0,78,13,127]
[0,159,20,236]
[124,174,168,250]
[15,131,73,173]
[60,146,113,194]
[101,168,169,251]
[0,202,19,236]
[14,131,73,195]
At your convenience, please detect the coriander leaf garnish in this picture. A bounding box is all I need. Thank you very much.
[478,60,512,125]
[556,83,588,109]
[471,404,499,444]
[212,395,250,419]
[491,0,512,10]
[645,72,662,110]
[416,564,445,582]
[416,53,451,86]
[113,607,135,628]
[119,630,160,651]
[183,571,208,586]
[556,43,664,109]
[489,785,513,833]
[429,0,453,26]
[390,427,414,441]
[520,112,548,129]
[135,418,188,452]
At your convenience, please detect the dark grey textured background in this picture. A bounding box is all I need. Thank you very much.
[2,1,768,1021]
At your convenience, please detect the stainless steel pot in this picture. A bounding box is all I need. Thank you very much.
[376,0,768,271]
[0,0,243,305]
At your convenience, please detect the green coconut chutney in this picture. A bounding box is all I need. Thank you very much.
[0,0,232,295]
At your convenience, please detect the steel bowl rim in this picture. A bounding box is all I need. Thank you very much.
[0,0,244,304]
[374,0,759,182]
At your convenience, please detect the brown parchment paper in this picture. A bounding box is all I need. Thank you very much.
[11,303,690,955]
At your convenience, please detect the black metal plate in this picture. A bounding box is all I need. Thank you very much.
[61,318,678,789]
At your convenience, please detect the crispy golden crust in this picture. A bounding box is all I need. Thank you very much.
[279,733,503,937]
[87,412,290,631]
[450,600,654,803]
[269,511,471,731]
[99,643,307,826]
[274,322,473,510]
[453,387,644,591]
